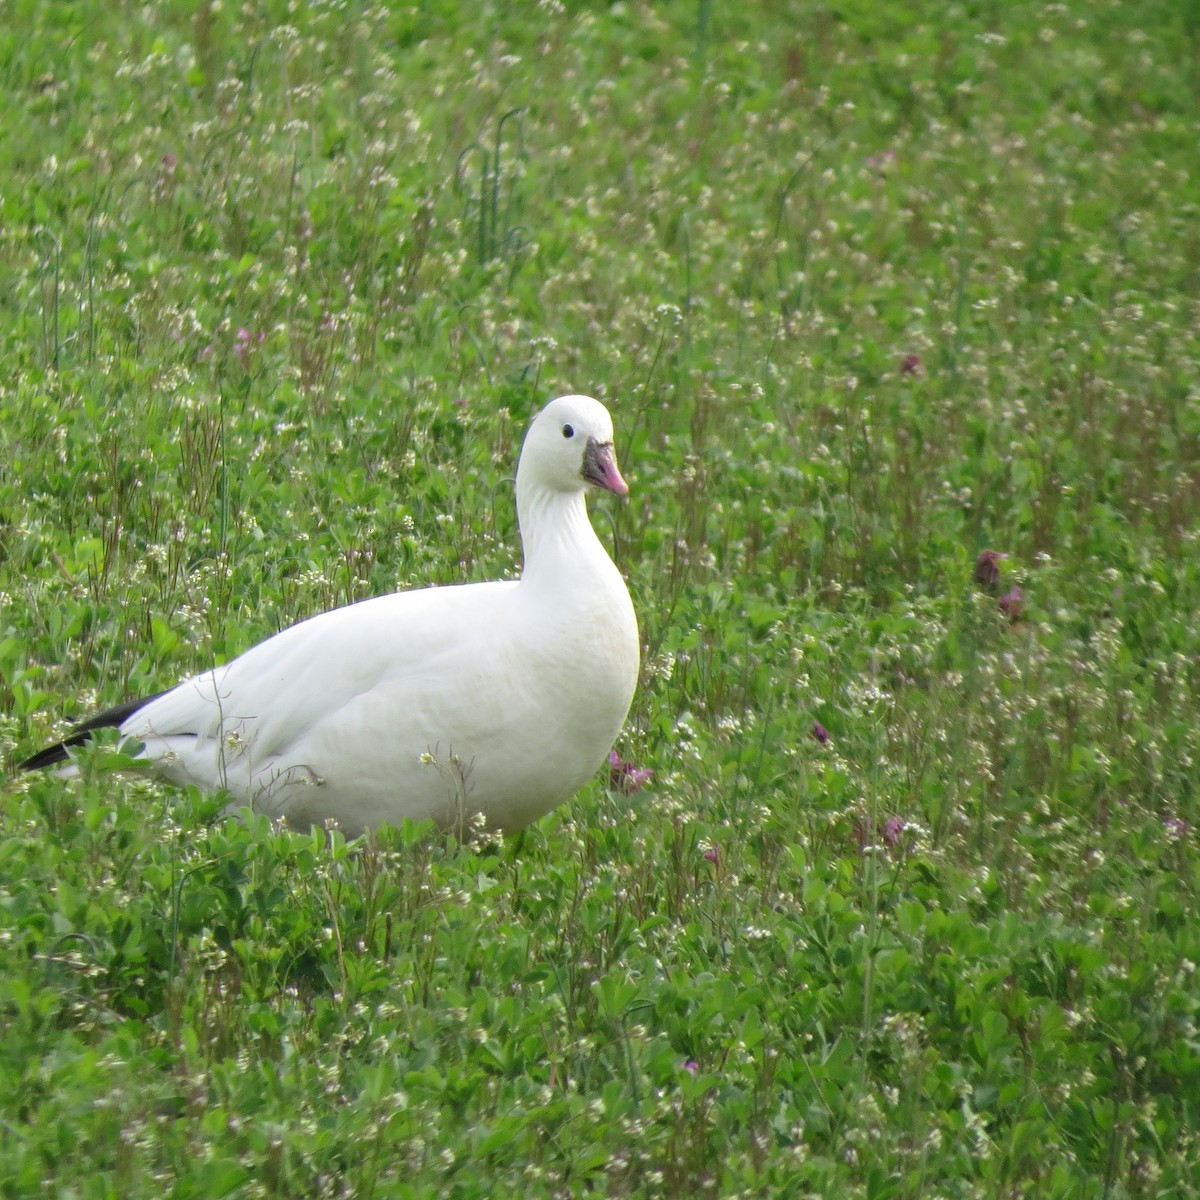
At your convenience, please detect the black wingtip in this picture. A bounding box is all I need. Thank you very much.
[19,687,174,773]
[19,740,76,771]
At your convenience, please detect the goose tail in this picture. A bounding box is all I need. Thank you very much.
[20,690,172,771]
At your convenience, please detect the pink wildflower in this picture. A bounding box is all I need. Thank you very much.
[998,585,1023,620]
[974,550,1007,590]
[608,750,652,795]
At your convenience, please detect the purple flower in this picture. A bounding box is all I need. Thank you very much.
[811,721,829,745]
[1165,816,1187,840]
[883,816,905,848]
[702,845,720,866]
[152,153,179,203]
[233,326,266,362]
[974,549,1008,590]
[899,353,922,375]
[608,750,652,795]
[684,1059,699,1076]
[998,585,1023,620]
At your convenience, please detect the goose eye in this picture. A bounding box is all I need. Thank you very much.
[562,424,575,438]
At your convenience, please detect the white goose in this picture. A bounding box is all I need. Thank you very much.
[21,395,640,835]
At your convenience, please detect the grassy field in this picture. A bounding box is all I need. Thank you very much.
[2,1,1199,1195]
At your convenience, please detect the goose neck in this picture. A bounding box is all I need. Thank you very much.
[517,486,603,585]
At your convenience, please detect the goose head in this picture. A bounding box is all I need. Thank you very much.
[516,395,628,498]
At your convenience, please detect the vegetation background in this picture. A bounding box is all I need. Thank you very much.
[1,1,1198,1196]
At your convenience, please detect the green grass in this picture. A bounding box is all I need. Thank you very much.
[2,0,1200,1195]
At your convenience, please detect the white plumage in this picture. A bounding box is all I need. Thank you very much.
[24,395,640,835]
